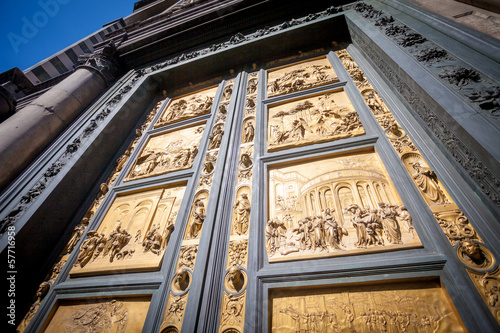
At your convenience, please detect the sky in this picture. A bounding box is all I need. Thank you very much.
[0,0,138,73]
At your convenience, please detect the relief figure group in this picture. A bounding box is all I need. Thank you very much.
[267,202,414,257]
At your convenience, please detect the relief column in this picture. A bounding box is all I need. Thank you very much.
[0,43,119,191]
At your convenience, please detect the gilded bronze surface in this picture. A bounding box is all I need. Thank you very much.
[267,57,339,97]
[267,90,365,152]
[268,151,421,261]
[125,125,205,181]
[155,86,218,128]
[337,49,499,326]
[43,296,150,333]
[271,280,466,332]
[70,185,186,276]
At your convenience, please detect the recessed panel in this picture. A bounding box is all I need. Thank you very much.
[70,185,186,276]
[125,124,205,181]
[267,151,421,262]
[270,280,465,332]
[154,86,218,128]
[267,57,339,97]
[43,296,150,333]
[267,90,365,152]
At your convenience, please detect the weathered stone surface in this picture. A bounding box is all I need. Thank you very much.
[0,68,106,191]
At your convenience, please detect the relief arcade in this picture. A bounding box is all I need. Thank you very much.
[268,151,421,261]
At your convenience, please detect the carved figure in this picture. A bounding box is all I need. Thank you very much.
[239,153,253,169]
[64,300,128,333]
[75,231,106,268]
[188,199,206,238]
[173,268,190,292]
[143,224,163,255]
[410,162,447,204]
[399,205,415,237]
[458,241,492,269]
[227,266,244,292]
[347,204,368,248]
[234,194,251,235]
[103,224,131,262]
[202,161,214,174]
[364,91,387,115]
[247,79,258,94]
[208,126,224,150]
[243,121,255,143]
[379,203,402,244]
[64,217,90,255]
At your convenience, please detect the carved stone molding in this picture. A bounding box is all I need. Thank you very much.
[354,2,500,120]
[78,42,120,84]
[347,26,500,207]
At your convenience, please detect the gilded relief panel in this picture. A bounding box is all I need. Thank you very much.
[267,90,365,152]
[267,57,339,97]
[270,280,466,332]
[70,185,186,276]
[267,151,421,262]
[43,296,150,333]
[337,48,500,325]
[125,124,205,181]
[154,86,218,128]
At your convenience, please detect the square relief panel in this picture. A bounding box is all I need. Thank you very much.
[70,185,186,277]
[270,279,466,332]
[154,86,218,128]
[267,56,339,98]
[125,124,205,182]
[267,89,365,152]
[42,296,150,332]
[267,150,422,262]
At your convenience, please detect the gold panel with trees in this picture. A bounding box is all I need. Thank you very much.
[42,296,150,333]
[267,150,421,262]
[270,280,466,332]
[267,57,339,97]
[154,86,218,128]
[267,90,365,152]
[125,124,205,181]
[70,185,186,276]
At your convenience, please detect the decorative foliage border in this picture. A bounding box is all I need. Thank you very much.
[348,5,500,208]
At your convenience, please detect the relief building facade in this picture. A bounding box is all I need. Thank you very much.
[1,0,499,332]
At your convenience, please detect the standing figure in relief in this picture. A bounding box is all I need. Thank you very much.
[323,208,342,250]
[143,224,163,255]
[365,209,384,246]
[410,162,447,204]
[233,193,251,235]
[347,204,368,248]
[266,219,277,254]
[290,119,308,141]
[75,231,105,268]
[398,205,415,237]
[378,203,402,244]
[104,223,131,262]
[208,126,224,150]
[243,121,255,143]
[189,199,206,238]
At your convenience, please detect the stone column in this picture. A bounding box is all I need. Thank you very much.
[0,43,119,191]
[0,85,16,120]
